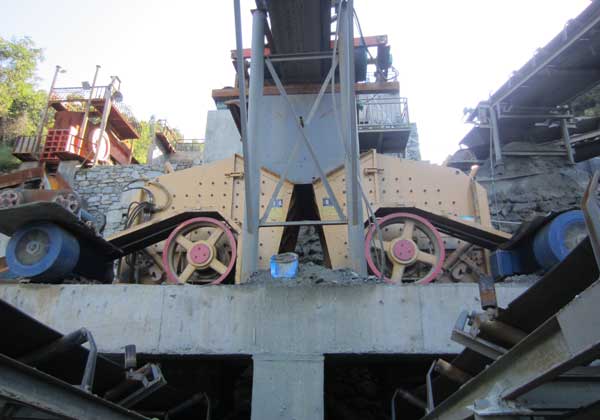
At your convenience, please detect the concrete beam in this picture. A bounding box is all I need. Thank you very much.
[0,283,526,356]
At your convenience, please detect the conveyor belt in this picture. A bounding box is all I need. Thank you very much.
[0,299,203,412]
[379,207,512,250]
[418,236,599,405]
[0,202,121,257]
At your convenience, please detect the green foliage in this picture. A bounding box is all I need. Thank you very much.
[0,144,20,172]
[132,118,153,164]
[132,116,185,164]
[572,84,600,117]
[0,36,46,140]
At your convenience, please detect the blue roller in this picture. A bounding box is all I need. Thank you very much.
[6,222,80,281]
[533,210,587,270]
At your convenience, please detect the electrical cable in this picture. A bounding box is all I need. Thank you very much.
[117,178,173,282]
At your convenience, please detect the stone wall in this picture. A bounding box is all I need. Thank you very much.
[73,162,190,237]
[476,154,600,233]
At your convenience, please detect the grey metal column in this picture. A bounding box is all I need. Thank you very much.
[34,65,64,155]
[93,77,115,166]
[251,354,324,420]
[80,65,101,142]
[240,8,265,279]
[561,118,576,164]
[488,105,503,168]
[339,0,367,275]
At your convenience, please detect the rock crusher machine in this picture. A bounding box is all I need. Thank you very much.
[103,10,512,287]
[0,14,515,284]
[108,151,510,286]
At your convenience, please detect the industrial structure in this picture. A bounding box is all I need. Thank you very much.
[0,1,599,420]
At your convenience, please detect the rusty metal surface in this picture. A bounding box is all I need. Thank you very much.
[0,167,44,189]
[477,276,498,310]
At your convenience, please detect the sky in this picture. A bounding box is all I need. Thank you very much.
[0,0,592,163]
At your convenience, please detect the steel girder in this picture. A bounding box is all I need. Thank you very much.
[419,279,600,420]
[0,353,149,420]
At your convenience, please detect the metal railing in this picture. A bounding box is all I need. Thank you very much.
[50,86,104,102]
[50,86,141,136]
[174,139,204,153]
[155,120,179,145]
[365,68,399,83]
[11,136,37,157]
[357,95,410,130]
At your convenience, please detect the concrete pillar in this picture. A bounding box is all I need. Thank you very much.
[251,354,324,420]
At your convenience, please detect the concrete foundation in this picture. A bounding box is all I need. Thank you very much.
[0,282,528,420]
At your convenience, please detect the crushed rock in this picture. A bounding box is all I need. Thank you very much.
[244,262,383,286]
[502,274,541,284]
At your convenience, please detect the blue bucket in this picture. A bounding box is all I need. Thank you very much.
[270,252,299,279]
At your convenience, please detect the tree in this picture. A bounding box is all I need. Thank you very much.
[131,116,184,164]
[0,36,46,142]
[131,118,154,164]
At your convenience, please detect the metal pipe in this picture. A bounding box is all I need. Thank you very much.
[391,388,427,420]
[260,219,347,227]
[80,65,101,144]
[80,329,97,393]
[488,105,503,168]
[234,0,252,240]
[167,392,210,420]
[433,359,472,385]
[339,0,366,275]
[240,8,266,279]
[18,328,89,365]
[34,65,64,155]
[93,77,116,166]
[17,327,97,393]
[476,318,527,346]
[561,117,576,164]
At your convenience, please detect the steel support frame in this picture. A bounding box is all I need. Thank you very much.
[561,117,576,164]
[93,76,116,166]
[488,105,503,169]
[419,280,600,420]
[18,327,98,393]
[0,354,149,420]
[33,65,63,156]
[339,0,367,274]
[263,58,346,223]
[237,1,367,276]
[239,7,265,279]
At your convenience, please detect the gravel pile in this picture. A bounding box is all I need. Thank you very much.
[244,262,383,286]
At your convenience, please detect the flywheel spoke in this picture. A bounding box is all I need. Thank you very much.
[401,220,414,240]
[176,234,194,250]
[206,228,224,246]
[416,251,437,265]
[179,264,196,282]
[210,258,228,274]
[391,263,405,282]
